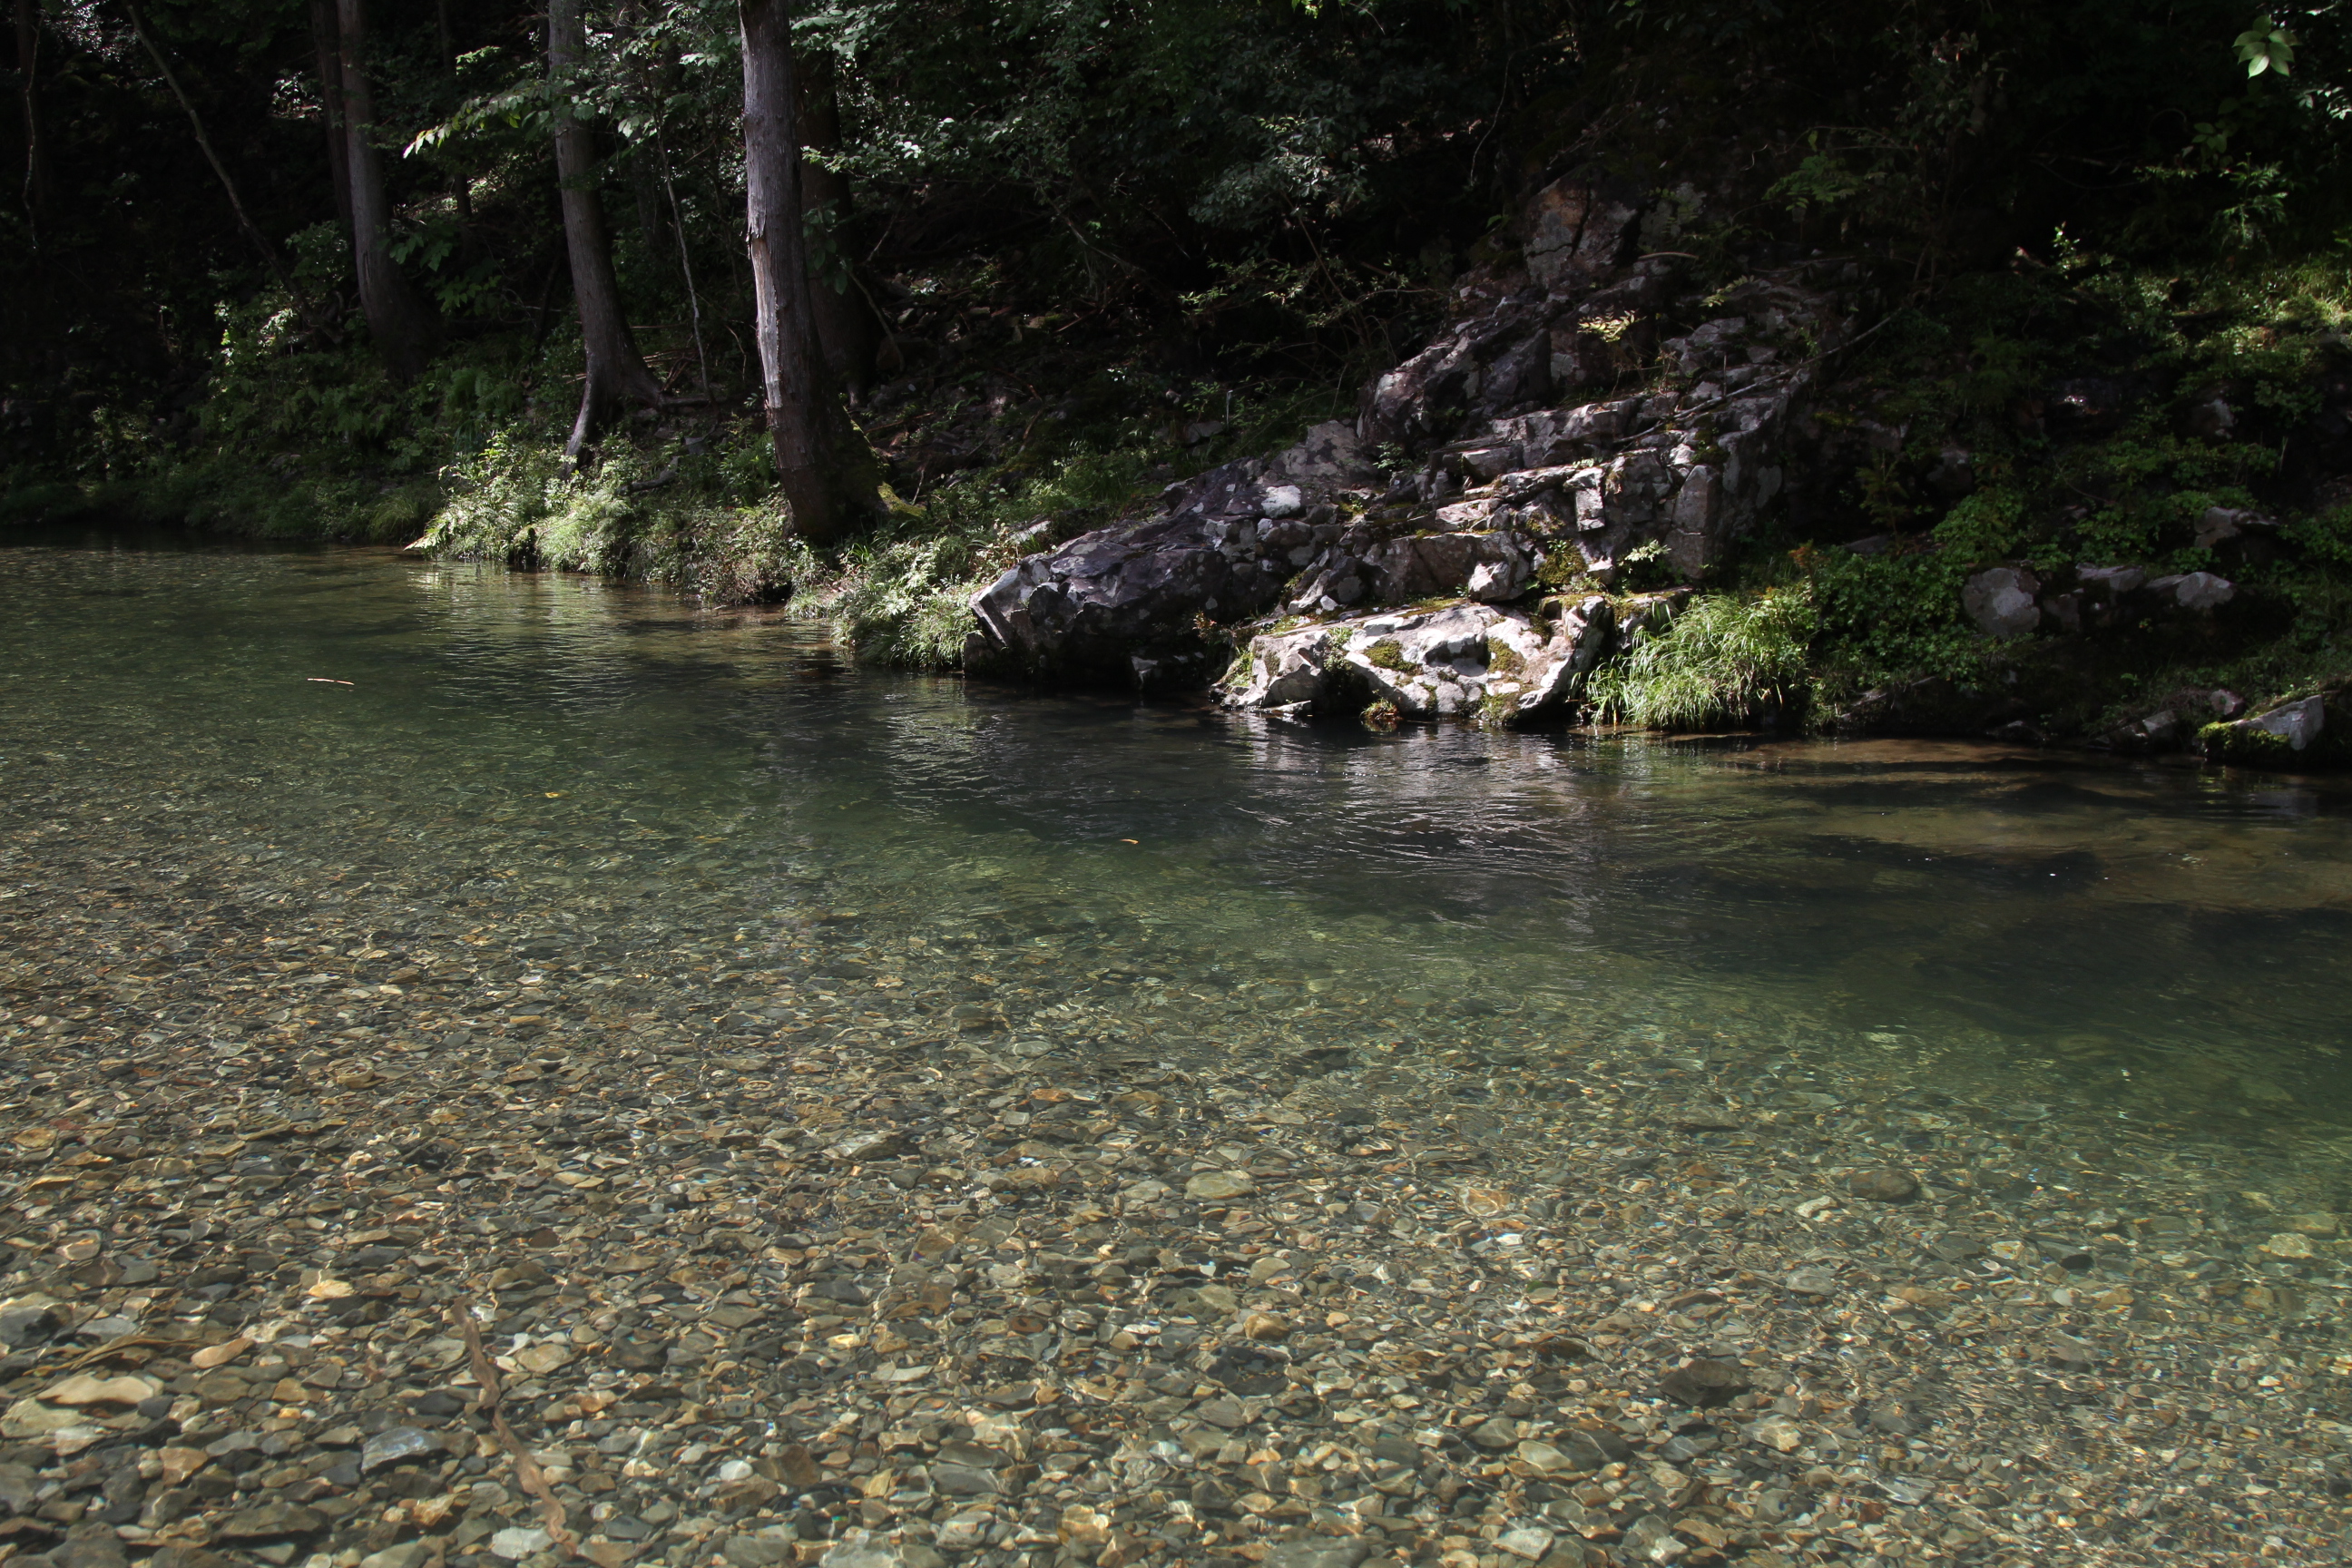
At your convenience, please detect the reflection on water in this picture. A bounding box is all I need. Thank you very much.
[5,536,2351,1175]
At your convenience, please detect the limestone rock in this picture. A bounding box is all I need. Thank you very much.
[1219,597,1615,726]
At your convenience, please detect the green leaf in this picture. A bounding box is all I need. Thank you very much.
[2233,17,2296,77]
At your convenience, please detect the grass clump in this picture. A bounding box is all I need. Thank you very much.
[1587,587,1817,730]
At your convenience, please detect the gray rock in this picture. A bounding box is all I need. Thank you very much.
[213,1503,324,1541]
[1557,1428,1630,1469]
[1524,177,1645,293]
[1184,1169,1255,1200]
[358,1425,438,1473]
[1496,1526,1555,1561]
[723,1536,797,1568]
[966,426,1374,687]
[2196,505,2276,548]
[2147,570,2235,611]
[1847,1168,1921,1203]
[1785,1268,1838,1298]
[2249,695,2326,751]
[1962,566,2041,638]
[928,1463,1000,1496]
[1658,1358,1750,1407]
[820,1537,942,1568]
[54,1535,127,1568]
[358,1544,433,1568]
[488,1528,553,1562]
[1260,1542,1372,1568]
[1467,1416,1521,1449]
[1195,1396,1248,1428]
[0,1306,58,1348]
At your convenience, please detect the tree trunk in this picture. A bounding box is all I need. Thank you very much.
[549,0,665,460]
[15,0,47,232]
[309,0,351,235]
[337,0,438,382]
[740,0,868,545]
[794,53,874,396]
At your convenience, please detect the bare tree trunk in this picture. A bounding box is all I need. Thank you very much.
[309,0,351,235]
[15,0,46,233]
[740,0,868,544]
[337,0,438,382]
[549,0,665,461]
[794,52,873,397]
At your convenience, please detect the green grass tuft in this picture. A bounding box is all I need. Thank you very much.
[1587,588,1818,730]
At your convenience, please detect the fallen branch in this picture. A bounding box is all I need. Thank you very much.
[452,1306,580,1561]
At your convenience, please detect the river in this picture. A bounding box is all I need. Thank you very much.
[4,535,2347,1178]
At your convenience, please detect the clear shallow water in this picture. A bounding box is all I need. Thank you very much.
[5,535,2352,1172]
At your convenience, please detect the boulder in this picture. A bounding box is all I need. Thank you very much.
[2203,692,2343,766]
[2196,506,2277,548]
[1962,566,2041,639]
[965,424,1376,688]
[2145,571,2235,612]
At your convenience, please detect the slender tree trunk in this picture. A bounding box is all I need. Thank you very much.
[126,0,299,298]
[15,0,46,232]
[549,0,664,460]
[740,0,867,544]
[337,0,438,382]
[309,1,351,235]
[794,52,874,397]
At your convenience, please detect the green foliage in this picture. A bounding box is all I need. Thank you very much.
[429,417,816,600]
[1586,588,1818,730]
[2282,506,2352,570]
[2235,15,2298,76]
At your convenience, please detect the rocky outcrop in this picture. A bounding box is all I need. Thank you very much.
[1218,596,1618,726]
[964,172,1872,701]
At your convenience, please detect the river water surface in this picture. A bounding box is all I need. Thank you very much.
[5,536,2350,1190]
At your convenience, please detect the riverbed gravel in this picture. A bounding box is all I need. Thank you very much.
[3,819,2352,1568]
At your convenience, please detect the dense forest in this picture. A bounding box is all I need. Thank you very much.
[9,0,2352,748]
